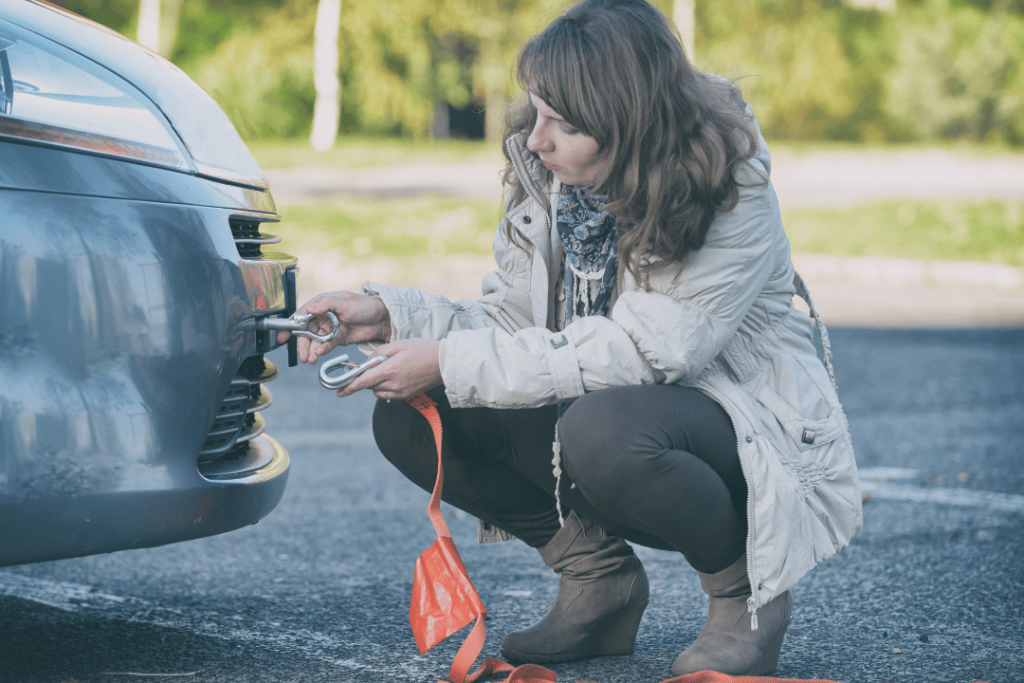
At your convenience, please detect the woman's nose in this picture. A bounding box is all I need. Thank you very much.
[527,120,552,153]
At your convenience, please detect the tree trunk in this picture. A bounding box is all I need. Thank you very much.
[159,0,184,58]
[310,0,342,152]
[482,42,504,143]
[137,0,161,52]
[673,0,695,64]
[479,9,505,143]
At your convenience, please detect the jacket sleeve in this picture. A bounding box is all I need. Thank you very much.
[357,197,542,348]
[440,154,779,410]
[610,173,778,387]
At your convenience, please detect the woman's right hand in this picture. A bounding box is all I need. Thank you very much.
[276,291,391,364]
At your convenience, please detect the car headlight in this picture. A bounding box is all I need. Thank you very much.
[0,20,189,172]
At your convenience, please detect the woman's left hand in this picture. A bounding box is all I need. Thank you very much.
[335,338,442,401]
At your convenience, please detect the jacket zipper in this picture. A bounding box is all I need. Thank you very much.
[615,256,625,302]
[687,378,759,630]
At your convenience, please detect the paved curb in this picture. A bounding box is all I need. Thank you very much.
[292,249,1024,329]
[790,254,1024,327]
[792,253,1024,290]
[265,148,1024,207]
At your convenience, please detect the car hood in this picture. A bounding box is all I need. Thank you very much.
[1,0,268,190]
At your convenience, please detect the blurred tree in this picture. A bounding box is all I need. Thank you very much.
[698,0,896,141]
[886,0,1024,144]
[64,0,1024,146]
[466,0,565,141]
[159,0,184,56]
[172,0,282,64]
[187,0,317,139]
[338,0,562,139]
[63,0,136,35]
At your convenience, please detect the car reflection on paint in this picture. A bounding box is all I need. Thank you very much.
[0,0,301,566]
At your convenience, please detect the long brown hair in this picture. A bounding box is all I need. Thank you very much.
[503,0,762,284]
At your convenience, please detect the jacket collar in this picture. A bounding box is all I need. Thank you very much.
[505,132,553,211]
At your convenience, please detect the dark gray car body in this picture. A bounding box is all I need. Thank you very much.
[0,1,298,566]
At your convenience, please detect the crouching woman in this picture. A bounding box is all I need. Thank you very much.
[284,0,862,675]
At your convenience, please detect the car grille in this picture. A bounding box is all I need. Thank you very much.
[198,354,277,464]
[230,218,281,258]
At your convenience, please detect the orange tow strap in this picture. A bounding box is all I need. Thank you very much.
[661,675,840,683]
[407,394,556,683]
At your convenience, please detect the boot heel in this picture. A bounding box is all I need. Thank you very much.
[752,617,790,675]
[579,599,648,657]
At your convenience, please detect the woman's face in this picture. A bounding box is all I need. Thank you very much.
[526,92,607,187]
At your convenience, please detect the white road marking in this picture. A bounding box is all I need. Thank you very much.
[0,572,430,678]
[99,673,200,678]
[858,467,1024,513]
[0,571,124,611]
[861,482,1024,513]
[857,467,920,480]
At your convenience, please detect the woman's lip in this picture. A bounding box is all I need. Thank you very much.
[541,160,559,171]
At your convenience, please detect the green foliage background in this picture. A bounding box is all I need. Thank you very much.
[66,0,1024,145]
[698,0,1024,145]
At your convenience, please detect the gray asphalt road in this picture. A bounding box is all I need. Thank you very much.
[2,328,1023,683]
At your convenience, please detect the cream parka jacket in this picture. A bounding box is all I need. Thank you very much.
[360,116,862,618]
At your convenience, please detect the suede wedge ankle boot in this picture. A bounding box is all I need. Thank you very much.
[500,510,649,664]
[671,554,792,676]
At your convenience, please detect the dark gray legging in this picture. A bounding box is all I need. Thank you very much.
[372,384,747,573]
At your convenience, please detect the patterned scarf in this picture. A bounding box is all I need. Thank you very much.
[556,185,618,329]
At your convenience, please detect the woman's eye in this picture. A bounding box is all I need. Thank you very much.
[560,124,580,135]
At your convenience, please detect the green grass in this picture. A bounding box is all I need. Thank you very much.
[254,137,1023,266]
[275,195,501,258]
[782,200,1024,267]
[249,136,499,170]
[765,139,1024,158]
[275,195,1024,267]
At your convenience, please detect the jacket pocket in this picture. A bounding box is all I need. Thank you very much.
[754,379,843,499]
[756,383,842,453]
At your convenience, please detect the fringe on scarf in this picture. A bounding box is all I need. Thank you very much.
[566,261,606,324]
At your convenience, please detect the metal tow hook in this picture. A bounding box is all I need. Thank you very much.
[319,354,389,390]
[255,311,341,343]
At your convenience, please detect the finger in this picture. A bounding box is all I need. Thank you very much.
[369,376,399,401]
[338,380,387,400]
[307,340,333,364]
[306,292,351,317]
[291,295,324,316]
[299,336,319,364]
[335,361,389,398]
[373,342,408,359]
[312,338,340,359]
[337,376,378,398]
